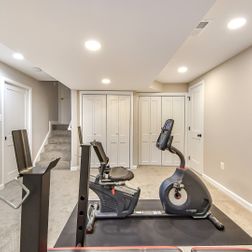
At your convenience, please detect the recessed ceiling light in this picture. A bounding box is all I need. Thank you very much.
[227,17,247,30]
[84,40,101,51]
[13,52,24,60]
[177,66,188,73]
[101,78,111,85]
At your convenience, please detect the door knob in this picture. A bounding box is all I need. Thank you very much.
[197,134,202,137]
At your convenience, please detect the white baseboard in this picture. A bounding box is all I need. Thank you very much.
[33,121,52,165]
[70,166,79,171]
[131,165,138,169]
[203,174,252,212]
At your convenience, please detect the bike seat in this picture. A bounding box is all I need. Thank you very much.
[109,166,134,181]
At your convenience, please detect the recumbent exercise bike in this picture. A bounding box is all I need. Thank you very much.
[82,119,224,232]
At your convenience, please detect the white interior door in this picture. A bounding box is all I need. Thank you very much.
[107,95,119,166]
[139,97,151,165]
[171,97,185,165]
[82,95,106,166]
[150,97,161,165]
[4,83,30,183]
[161,97,173,165]
[161,97,185,166]
[188,83,204,174]
[118,96,130,167]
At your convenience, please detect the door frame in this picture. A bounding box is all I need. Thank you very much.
[0,77,32,185]
[79,91,134,169]
[187,81,205,174]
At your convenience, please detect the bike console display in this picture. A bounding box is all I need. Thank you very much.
[156,119,174,151]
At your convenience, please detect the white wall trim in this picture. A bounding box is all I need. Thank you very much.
[131,165,138,170]
[33,121,52,165]
[0,184,4,190]
[203,174,252,212]
[79,90,133,96]
[70,165,79,171]
[138,92,188,97]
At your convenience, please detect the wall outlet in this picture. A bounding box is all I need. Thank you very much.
[220,162,225,170]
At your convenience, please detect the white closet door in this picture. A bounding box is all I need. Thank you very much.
[118,96,130,167]
[139,97,151,164]
[82,95,95,165]
[107,95,119,166]
[172,97,185,165]
[161,96,185,166]
[161,97,173,165]
[82,95,106,166]
[150,97,161,165]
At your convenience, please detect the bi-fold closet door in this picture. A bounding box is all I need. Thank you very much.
[139,96,185,166]
[107,95,130,167]
[139,97,162,165]
[82,95,107,166]
[82,94,131,168]
[161,96,185,166]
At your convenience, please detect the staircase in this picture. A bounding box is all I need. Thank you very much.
[36,124,71,170]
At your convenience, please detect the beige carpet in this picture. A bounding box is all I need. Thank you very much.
[0,166,251,251]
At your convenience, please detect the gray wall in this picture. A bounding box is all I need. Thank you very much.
[0,62,58,172]
[189,46,252,203]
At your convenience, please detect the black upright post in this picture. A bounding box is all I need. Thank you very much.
[20,169,51,252]
[11,129,59,252]
[75,144,91,246]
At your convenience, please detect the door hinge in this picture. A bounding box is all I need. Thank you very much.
[188,96,191,101]
[188,156,191,160]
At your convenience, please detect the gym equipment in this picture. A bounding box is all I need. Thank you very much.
[0,129,91,251]
[48,246,182,252]
[191,247,252,252]
[84,119,224,233]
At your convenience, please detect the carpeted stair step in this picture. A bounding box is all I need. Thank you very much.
[51,130,71,137]
[52,124,68,131]
[40,150,71,161]
[44,143,71,152]
[48,136,71,144]
[36,159,70,170]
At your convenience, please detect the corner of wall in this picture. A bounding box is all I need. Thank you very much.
[33,121,52,165]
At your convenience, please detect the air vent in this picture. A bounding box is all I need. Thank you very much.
[191,20,210,36]
[196,21,209,29]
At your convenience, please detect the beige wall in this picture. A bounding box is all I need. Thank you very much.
[149,81,188,93]
[0,62,58,184]
[189,46,252,203]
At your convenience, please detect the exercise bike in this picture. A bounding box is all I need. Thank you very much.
[83,119,224,233]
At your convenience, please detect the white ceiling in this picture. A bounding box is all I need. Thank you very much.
[0,0,215,91]
[157,0,252,83]
[0,43,55,81]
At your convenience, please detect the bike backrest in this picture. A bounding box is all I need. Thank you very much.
[90,141,109,165]
[12,129,33,173]
[156,119,174,151]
